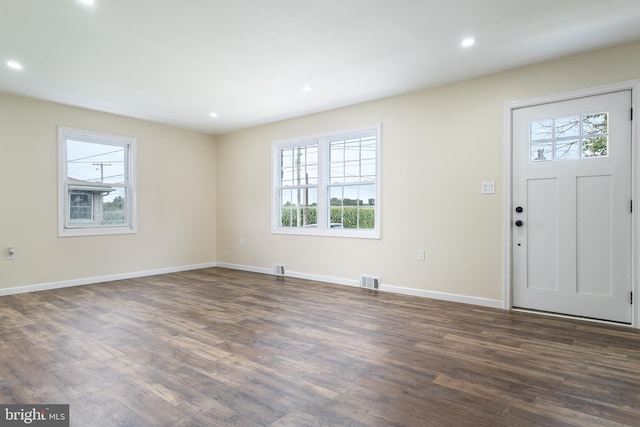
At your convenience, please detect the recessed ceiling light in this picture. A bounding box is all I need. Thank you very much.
[209,112,218,118]
[302,86,312,92]
[6,60,23,71]
[77,0,95,5]
[461,37,476,48]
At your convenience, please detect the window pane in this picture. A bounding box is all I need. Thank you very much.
[530,120,553,141]
[306,145,318,164]
[583,113,608,135]
[361,159,376,181]
[329,186,343,206]
[67,140,125,184]
[555,140,580,160]
[530,143,552,162]
[301,187,317,227]
[306,164,318,184]
[281,149,293,168]
[330,206,344,227]
[583,136,608,158]
[360,137,376,160]
[280,188,293,226]
[555,116,580,138]
[330,163,344,183]
[281,206,292,227]
[359,207,375,229]
[281,168,294,186]
[292,147,304,183]
[102,187,127,225]
[342,186,359,205]
[359,184,376,206]
[281,188,294,206]
[330,142,344,162]
[344,161,360,182]
[344,140,360,162]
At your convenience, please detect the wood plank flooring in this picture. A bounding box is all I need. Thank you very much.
[1,267,639,426]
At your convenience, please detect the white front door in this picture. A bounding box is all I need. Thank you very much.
[512,90,633,323]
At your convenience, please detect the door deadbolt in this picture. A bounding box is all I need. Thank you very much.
[515,206,523,213]
[515,220,524,227]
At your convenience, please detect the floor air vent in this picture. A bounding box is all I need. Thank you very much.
[360,275,380,290]
[272,264,286,276]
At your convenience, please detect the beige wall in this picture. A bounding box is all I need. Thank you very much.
[216,41,640,301]
[0,94,217,289]
[2,41,639,299]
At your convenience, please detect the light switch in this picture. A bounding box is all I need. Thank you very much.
[481,181,495,194]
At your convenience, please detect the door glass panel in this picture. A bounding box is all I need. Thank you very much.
[555,116,580,138]
[528,112,609,162]
[582,113,608,158]
[555,140,580,160]
[583,136,608,158]
[530,120,553,141]
[582,113,608,135]
[530,143,552,162]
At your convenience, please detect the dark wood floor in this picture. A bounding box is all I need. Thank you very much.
[1,268,639,426]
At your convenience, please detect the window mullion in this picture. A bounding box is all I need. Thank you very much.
[317,137,327,230]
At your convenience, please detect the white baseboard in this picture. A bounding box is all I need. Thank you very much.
[216,262,504,309]
[0,262,218,296]
[379,283,504,309]
[2,261,504,310]
[215,262,271,275]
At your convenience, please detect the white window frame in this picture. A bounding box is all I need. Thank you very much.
[271,124,381,239]
[58,126,137,237]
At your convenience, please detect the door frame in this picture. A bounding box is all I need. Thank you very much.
[504,80,640,328]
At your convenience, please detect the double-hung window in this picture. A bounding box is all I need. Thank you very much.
[58,127,137,236]
[272,124,380,238]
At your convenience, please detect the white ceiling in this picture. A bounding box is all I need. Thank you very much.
[2,0,640,135]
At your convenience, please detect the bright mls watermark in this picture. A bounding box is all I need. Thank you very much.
[1,405,69,426]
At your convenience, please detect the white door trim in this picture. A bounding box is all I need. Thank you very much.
[503,80,640,328]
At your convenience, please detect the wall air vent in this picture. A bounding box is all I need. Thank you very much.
[272,264,286,276]
[360,274,380,290]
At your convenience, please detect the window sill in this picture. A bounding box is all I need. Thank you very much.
[59,225,136,238]
[271,227,380,240]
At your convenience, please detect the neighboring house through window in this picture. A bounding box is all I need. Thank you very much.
[272,124,380,238]
[69,190,94,222]
[58,127,136,236]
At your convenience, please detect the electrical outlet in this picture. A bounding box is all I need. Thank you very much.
[7,247,16,260]
[417,249,425,261]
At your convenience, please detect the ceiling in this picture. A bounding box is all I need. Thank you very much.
[2,0,640,135]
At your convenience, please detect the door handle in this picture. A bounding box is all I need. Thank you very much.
[515,206,523,213]
[515,220,524,227]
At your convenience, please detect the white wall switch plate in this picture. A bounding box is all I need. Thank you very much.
[481,181,496,194]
